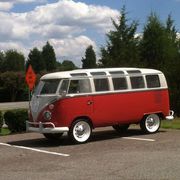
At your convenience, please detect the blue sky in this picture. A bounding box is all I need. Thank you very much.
[0,0,180,66]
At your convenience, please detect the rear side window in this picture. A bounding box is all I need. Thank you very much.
[130,76,145,89]
[146,75,160,88]
[68,79,91,94]
[94,78,109,92]
[112,77,127,90]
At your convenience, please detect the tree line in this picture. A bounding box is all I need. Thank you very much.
[0,42,77,73]
[82,7,180,116]
[0,42,77,102]
[0,6,180,116]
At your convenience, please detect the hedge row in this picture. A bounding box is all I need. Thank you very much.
[0,111,3,132]
[0,109,28,133]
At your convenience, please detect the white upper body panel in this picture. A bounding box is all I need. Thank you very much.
[41,68,162,80]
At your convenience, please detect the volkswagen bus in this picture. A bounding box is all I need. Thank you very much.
[26,68,174,143]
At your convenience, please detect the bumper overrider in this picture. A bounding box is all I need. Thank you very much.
[26,121,69,134]
[165,110,174,120]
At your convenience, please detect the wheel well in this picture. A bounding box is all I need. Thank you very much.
[72,116,94,129]
[142,112,164,121]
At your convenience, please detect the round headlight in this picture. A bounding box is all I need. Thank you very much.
[43,111,52,121]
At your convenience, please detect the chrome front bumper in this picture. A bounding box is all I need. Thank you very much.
[26,121,69,134]
[165,110,174,120]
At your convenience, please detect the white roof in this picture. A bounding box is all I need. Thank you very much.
[41,68,162,80]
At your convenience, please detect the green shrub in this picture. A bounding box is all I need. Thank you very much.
[0,111,3,132]
[4,109,28,133]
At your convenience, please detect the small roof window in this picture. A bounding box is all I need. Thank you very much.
[91,72,106,76]
[70,73,87,77]
[127,70,141,74]
[109,71,124,75]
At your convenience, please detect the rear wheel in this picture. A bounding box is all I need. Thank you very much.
[112,124,129,133]
[140,114,161,133]
[69,119,92,144]
[43,133,63,140]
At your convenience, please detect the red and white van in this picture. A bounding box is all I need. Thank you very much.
[26,68,174,143]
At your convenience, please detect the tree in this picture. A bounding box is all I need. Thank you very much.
[0,51,5,72]
[100,6,140,67]
[27,47,45,73]
[60,60,76,71]
[82,45,96,68]
[0,72,26,102]
[140,13,180,115]
[2,50,25,72]
[42,41,57,71]
[164,15,180,116]
[140,13,168,69]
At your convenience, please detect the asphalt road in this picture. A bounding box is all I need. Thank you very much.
[0,102,28,111]
[0,127,180,180]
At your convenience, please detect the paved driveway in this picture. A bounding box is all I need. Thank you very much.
[0,127,180,180]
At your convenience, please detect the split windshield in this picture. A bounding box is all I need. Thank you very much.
[34,79,61,95]
[41,79,60,94]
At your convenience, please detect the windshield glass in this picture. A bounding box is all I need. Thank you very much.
[33,81,44,96]
[40,79,60,95]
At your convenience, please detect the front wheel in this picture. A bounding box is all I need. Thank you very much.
[69,119,92,144]
[140,114,161,133]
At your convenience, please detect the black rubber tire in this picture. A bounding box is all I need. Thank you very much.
[68,119,92,144]
[43,133,63,140]
[112,124,130,133]
[140,114,161,133]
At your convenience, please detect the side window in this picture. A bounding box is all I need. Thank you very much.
[94,78,109,92]
[112,77,127,90]
[130,76,145,89]
[68,79,91,94]
[59,79,69,94]
[146,75,160,88]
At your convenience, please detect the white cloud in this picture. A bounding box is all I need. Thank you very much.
[51,36,96,64]
[0,0,47,11]
[0,0,46,3]
[0,41,29,56]
[31,36,96,66]
[0,2,13,11]
[0,0,119,66]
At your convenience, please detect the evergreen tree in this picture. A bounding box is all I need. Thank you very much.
[42,41,56,71]
[82,45,96,68]
[2,50,25,72]
[164,15,180,116]
[61,60,76,71]
[100,6,140,67]
[140,13,167,69]
[27,47,45,73]
[140,13,180,115]
[0,51,5,72]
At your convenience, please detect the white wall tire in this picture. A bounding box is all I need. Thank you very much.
[69,119,92,143]
[140,114,161,133]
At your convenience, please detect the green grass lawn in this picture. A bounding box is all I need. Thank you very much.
[0,128,11,136]
[161,118,180,130]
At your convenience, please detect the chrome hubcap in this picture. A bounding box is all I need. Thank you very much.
[145,114,160,133]
[73,121,91,142]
